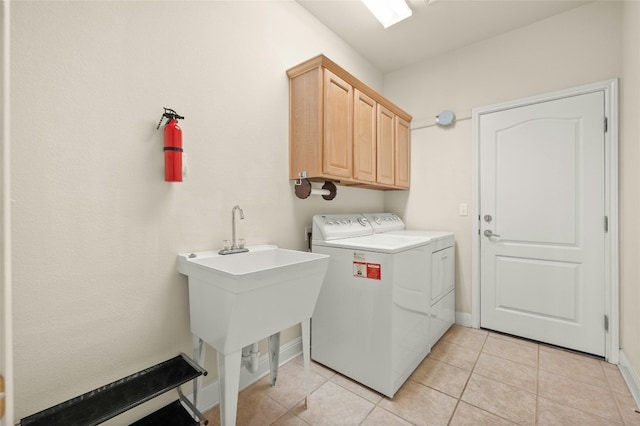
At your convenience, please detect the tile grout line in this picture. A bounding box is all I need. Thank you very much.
[322,373,380,426]
[358,327,490,426]
[457,331,538,425]
[535,347,626,425]
[602,359,629,425]
[445,330,488,426]
[482,334,540,370]
[281,329,626,425]
[269,362,333,426]
[535,342,540,426]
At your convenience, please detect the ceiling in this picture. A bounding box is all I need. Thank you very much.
[296,0,590,73]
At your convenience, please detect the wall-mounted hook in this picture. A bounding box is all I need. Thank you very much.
[294,171,307,186]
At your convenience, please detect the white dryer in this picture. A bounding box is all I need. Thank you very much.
[311,214,432,398]
[363,213,456,347]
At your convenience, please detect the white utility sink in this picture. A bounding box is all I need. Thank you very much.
[178,245,329,352]
[177,245,329,426]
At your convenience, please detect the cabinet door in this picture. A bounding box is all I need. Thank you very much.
[323,69,353,178]
[376,104,395,185]
[353,90,376,182]
[395,116,410,188]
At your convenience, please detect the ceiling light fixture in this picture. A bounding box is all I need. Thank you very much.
[362,0,413,29]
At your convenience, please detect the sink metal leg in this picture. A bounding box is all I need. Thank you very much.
[192,336,205,409]
[218,349,241,426]
[301,318,311,409]
[267,332,281,386]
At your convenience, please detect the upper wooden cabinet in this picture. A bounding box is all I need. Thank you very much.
[323,69,353,178]
[395,116,410,188]
[376,104,395,186]
[287,55,411,190]
[353,89,376,183]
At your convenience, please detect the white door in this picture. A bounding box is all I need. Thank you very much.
[479,91,606,356]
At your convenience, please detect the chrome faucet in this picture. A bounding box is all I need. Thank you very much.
[219,205,249,255]
[231,205,244,249]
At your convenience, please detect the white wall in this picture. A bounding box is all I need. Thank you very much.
[10,1,386,421]
[383,1,622,317]
[384,0,640,398]
[620,0,640,389]
[12,0,640,421]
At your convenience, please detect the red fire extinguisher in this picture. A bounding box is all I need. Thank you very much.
[157,107,185,182]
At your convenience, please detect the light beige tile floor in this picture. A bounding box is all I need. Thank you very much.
[204,325,640,425]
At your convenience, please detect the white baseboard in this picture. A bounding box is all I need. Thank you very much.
[188,337,304,413]
[618,349,640,409]
[455,311,473,328]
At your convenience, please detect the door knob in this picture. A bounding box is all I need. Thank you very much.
[484,230,501,238]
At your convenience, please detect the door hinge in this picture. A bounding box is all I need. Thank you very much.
[0,374,4,419]
[604,117,608,133]
[604,216,609,232]
[604,315,609,332]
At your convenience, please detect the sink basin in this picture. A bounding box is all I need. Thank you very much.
[178,244,329,425]
[177,245,329,354]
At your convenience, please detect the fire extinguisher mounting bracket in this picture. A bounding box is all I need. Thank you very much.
[156,107,185,129]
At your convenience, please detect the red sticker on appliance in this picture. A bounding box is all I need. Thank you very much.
[367,263,381,280]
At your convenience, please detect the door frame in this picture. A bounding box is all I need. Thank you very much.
[471,79,619,363]
[1,0,13,423]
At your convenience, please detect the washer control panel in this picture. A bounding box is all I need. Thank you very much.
[363,213,405,233]
[312,214,373,241]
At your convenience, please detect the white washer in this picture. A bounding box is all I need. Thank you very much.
[311,214,432,397]
[364,213,456,347]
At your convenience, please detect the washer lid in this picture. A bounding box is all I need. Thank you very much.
[313,234,431,253]
[387,230,454,241]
